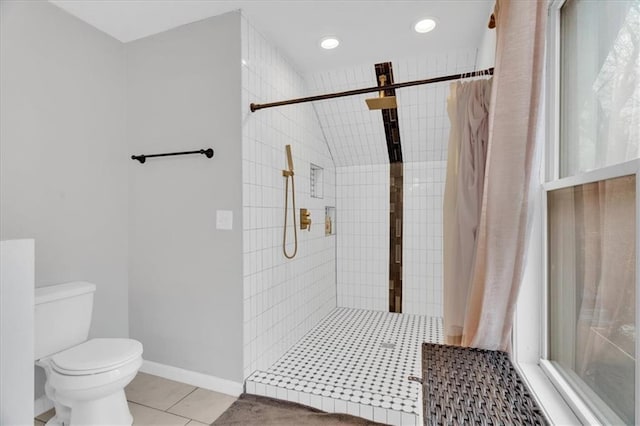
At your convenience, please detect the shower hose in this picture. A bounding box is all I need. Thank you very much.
[283,173,298,259]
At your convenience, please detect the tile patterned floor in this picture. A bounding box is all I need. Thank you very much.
[34,372,236,426]
[246,307,443,426]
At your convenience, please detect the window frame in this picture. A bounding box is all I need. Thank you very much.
[540,0,640,423]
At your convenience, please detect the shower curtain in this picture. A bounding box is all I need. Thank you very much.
[443,79,492,345]
[548,176,636,422]
[443,0,546,351]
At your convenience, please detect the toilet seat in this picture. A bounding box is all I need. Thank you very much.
[51,338,143,376]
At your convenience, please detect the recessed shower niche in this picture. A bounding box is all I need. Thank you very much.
[310,163,324,198]
[325,206,335,236]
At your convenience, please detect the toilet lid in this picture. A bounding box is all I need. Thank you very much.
[51,338,143,376]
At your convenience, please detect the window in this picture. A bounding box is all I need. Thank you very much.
[548,176,636,423]
[544,1,639,424]
[559,0,640,177]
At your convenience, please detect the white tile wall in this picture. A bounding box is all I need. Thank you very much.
[336,165,389,311]
[336,162,446,316]
[323,53,471,316]
[403,161,447,316]
[241,15,337,379]
[393,51,477,163]
[307,50,477,167]
[307,65,390,167]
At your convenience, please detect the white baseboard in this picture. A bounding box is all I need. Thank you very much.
[34,395,54,417]
[140,360,244,397]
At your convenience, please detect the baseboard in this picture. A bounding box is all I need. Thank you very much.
[34,395,54,417]
[140,360,244,397]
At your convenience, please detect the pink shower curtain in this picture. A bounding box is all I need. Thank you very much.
[444,0,547,350]
[443,79,492,345]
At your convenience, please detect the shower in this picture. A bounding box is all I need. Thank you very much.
[365,75,397,110]
[282,145,297,259]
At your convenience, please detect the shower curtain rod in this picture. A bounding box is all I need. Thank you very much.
[250,67,493,112]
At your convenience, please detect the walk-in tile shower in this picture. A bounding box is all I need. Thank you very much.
[241,11,480,426]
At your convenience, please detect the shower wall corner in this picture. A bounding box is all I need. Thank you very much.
[240,15,337,379]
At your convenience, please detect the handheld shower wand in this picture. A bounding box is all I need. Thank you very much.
[285,144,294,175]
[282,145,298,259]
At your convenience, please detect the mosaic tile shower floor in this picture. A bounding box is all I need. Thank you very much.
[246,307,443,425]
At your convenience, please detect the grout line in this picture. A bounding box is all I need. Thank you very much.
[126,397,195,419]
[124,400,195,425]
[165,387,200,412]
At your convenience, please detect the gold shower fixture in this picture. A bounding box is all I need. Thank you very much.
[300,208,311,231]
[283,144,294,177]
[365,75,397,110]
[282,145,298,259]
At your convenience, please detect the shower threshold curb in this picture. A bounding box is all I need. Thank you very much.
[245,370,421,426]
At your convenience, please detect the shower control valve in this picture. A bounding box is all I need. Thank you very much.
[300,208,311,231]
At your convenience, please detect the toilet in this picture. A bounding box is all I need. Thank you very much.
[34,282,143,426]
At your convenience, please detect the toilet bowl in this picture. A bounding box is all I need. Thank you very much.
[39,339,143,426]
[35,282,144,426]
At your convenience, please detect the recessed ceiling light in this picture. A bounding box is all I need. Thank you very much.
[320,37,340,50]
[414,18,437,34]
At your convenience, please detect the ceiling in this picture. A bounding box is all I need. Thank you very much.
[49,0,493,73]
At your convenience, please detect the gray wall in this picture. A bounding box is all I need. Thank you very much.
[126,12,244,383]
[2,1,245,395]
[0,0,128,339]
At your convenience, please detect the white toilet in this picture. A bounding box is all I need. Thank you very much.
[34,282,143,426]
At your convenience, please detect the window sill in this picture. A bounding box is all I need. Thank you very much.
[515,362,583,425]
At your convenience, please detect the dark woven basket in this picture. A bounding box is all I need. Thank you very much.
[422,343,549,425]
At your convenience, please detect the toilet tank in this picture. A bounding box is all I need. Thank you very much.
[34,282,96,361]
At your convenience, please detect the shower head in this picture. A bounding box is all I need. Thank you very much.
[285,144,294,173]
[365,75,397,110]
[365,96,397,110]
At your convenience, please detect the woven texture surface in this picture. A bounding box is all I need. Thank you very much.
[422,343,548,425]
